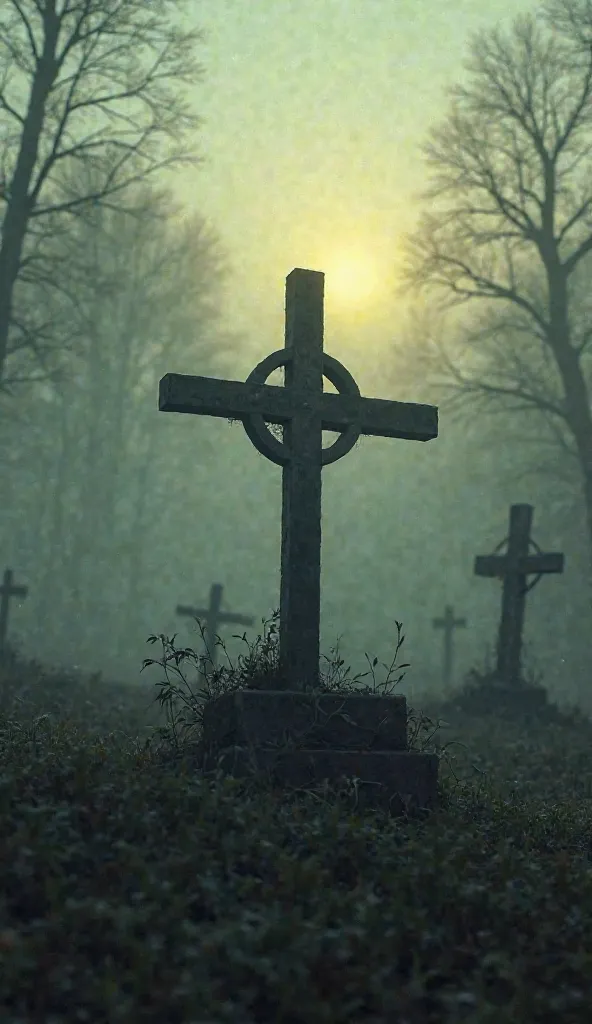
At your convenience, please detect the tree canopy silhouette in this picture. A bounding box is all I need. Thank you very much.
[403,0,592,572]
[0,0,205,390]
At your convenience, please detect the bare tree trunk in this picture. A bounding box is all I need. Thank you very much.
[545,260,592,578]
[33,396,78,662]
[0,14,60,381]
[0,0,203,389]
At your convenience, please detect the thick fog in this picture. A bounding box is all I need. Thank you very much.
[0,0,590,718]
[0,205,588,714]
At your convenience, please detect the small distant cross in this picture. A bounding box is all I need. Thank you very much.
[474,504,564,685]
[160,268,438,690]
[432,604,466,691]
[176,583,254,673]
[0,568,28,658]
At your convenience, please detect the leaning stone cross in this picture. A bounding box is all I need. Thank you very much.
[432,604,466,691]
[0,567,28,659]
[177,582,254,673]
[474,504,564,685]
[159,268,440,813]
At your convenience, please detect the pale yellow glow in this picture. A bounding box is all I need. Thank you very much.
[322,250,382,314]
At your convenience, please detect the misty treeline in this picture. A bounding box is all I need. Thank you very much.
[0,183,238,673]
[0,0,242,674]
[400,0,592,590]
[0,0,205,390]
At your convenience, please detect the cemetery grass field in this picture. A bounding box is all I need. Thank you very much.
[1,627,592,1023]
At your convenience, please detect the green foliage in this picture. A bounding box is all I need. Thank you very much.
[0,639,165,747]
[0,628,592,1021]
[141,610,431,763]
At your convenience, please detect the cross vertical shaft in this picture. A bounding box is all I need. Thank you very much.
[432,604,466,690]
[280,270,324,688]
[498,505,531,683]
[202,583,224,669]
[0,568,28,658]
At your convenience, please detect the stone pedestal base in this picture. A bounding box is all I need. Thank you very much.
[199,689,439,814]
[453,680,549,718]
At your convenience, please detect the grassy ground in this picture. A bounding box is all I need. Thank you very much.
[1,625,591,1023]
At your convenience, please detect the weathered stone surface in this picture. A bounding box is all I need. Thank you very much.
[202,689,408,752]
[206,746,439,814]
[199,690,438,815]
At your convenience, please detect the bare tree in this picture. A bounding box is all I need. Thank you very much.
[1,181,237,672]
[402,1,592,570]
[46,184,231,659]
[0,0,205,388]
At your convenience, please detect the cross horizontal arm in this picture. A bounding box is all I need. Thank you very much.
[176,604,254,626]
[474,553,564,577]
[159,373,438,442]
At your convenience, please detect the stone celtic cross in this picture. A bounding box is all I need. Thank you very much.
[160,268,438,690]
[474,504,564,685]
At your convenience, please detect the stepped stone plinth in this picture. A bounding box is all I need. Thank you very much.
[200,689,439,814]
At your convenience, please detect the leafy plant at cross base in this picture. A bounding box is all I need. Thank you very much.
[141,610,465,812]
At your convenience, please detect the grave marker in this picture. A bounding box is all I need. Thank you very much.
[160,269,438,691]
[158,268,440,812]
[474,504,564,685]
[432,604,466,690]
[176,582,254,673]
[0,568,28,658]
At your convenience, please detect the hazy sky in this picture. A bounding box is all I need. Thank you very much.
[9,0,587,701]
[168,0,536,386]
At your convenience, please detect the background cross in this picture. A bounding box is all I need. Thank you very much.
[432,604,466,691]
[474,504,564,685]
[176,582,254,676]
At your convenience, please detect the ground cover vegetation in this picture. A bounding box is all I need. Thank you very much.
[0,618,591,1023]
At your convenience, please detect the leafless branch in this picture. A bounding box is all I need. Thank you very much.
[0,0,207,384]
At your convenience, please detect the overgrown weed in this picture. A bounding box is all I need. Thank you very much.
[0,628,591,1020]
[141,610,463,803]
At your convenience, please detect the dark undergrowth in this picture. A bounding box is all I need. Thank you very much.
[1,617,591,1023]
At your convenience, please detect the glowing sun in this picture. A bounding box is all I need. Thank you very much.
[323,250,381,314]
